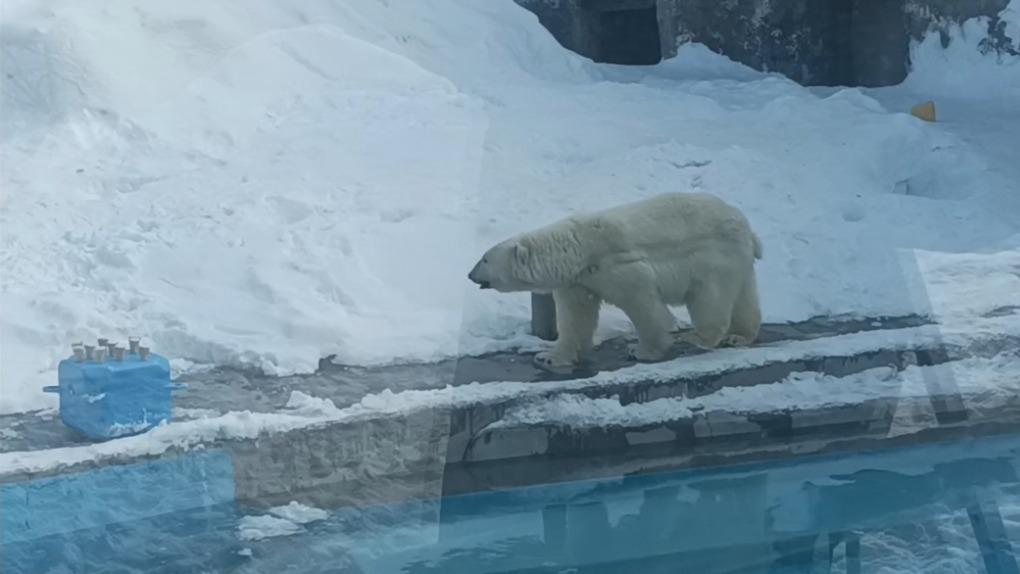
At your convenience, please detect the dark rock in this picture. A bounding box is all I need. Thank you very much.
[515,0,1015,86]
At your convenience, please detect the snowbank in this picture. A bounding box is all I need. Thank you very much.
[2,0,1019,414]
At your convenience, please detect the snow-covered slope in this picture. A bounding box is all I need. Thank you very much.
[2,0,1018,414]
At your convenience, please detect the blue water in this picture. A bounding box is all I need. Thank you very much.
[3,434,1018,573]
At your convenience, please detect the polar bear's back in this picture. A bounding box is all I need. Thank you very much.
[574,192,759,262]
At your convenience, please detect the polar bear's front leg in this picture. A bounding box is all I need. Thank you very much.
[534,285,600,369]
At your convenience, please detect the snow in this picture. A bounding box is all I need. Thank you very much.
[268,501,329,524]
[283,390,344,418]
[106,419,158,438]
[236,501,327,542]
[494,352,1020,430]
[0,407,325,476]
[911,249,1020,324]
[2,0,1019,417]
[237,514,303,542]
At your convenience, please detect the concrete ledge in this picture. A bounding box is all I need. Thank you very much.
[442,414,1020,497]
[462,393,979,465]
[0,314,931,459]
[1,342,991,515]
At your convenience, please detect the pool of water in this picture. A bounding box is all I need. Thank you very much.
[3,433,1018,573]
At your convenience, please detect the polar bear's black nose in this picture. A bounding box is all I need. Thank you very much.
[468,266,488,288]
[468,270,490,289]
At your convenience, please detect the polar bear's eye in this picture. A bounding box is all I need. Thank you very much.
[482,258,488,263]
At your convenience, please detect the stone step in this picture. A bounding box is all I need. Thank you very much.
[460,391,976,466]
[564,347,952,405]
[440,343,961,468]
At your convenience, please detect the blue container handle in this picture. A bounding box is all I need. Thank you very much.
[167,383,188,391]
[42,385,60,393]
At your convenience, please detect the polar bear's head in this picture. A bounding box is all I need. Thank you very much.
[467,237,537,293]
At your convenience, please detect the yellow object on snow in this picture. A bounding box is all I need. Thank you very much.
[910,100,937,122]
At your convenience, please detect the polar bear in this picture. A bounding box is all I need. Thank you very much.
[467,192,763,369]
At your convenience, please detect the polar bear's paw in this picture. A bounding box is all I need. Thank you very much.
[533,350,578,371]
[679,331,720,351]
[719,334,754,348]
[627,342,670,363]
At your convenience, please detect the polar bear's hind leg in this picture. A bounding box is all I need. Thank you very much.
[721,272,761,347]
[682,276,741,350]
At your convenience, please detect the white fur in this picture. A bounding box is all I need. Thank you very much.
[468,192,763,368]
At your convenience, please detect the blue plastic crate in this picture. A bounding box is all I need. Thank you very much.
[44,349,185,440]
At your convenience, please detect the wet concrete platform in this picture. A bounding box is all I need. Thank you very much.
[0,315,928,454]
[183,315,931,413]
